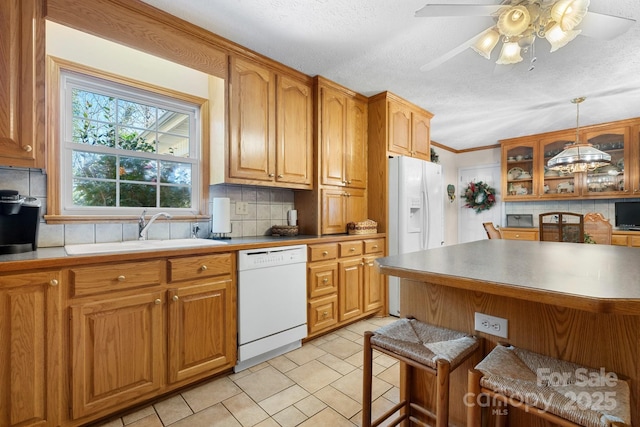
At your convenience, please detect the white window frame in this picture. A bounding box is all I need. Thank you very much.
[59,70,202,217]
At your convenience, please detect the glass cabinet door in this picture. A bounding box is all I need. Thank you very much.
[583,127,629,196]
[540,134,578,197]
[504,142,536,198]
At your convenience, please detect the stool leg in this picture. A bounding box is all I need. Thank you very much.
[467,369,482,427]
[362,331,373,427]
[400,361,411,427]
[435,359,450,427]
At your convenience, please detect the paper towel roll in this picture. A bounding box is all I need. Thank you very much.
[212,198,231,233]
[287,209,297,226]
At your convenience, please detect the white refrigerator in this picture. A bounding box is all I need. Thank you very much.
[388,156,444,316]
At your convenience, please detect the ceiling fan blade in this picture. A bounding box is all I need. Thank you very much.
[420,31,484,72]
[415,4,504,18]
[578,11,636,40]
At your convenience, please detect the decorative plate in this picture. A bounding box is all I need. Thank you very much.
[617,158,624,171]
[507,167,524,180]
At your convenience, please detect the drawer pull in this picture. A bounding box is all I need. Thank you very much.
[361,262,365,266]
[23,145,33,152]
[201,265,208,271]
[372,245,378,249]
[349,247,355,252]
[172,295,179,302]
[50,279,59,286]
[322,251,328,256]
[368,262,374,266]
[268,173,275,177]
[322,311,328,318]
[322,278,329,283]
[277,174,283,178]
[117,275,126,282]
[154,299,161,305]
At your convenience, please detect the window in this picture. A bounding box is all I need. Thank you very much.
[60,70,202,216]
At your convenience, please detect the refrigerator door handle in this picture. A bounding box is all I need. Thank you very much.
[421,169,430,250]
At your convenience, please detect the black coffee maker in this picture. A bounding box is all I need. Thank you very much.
[0,190,41,254]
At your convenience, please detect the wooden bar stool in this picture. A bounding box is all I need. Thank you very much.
[467,344,631,427]
[363,317,480,427]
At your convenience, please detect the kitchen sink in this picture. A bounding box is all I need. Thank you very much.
[64,238,228,255]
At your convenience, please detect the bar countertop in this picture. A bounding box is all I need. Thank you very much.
[376,239,640,315]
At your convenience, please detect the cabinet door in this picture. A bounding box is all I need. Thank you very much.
[346,188,367,225]
[320,86,347,186]
[229,56,276,182]
[339,258,363,321]
[0,0,44,168]
[387,100,412,156]
[633,125,640,195]
[540,134,578,198]
[583,127,629,197]
[276,75,313,188]
[345,97,367,189]
[168,279,235,383]
[308,261,338,299]
[503,140,538,199]
[0,271,61,427]
[321,188,347,234]
[363,254,384,312]
[411,111,431,161]
[70,292,164,419]
[308,294,338,334]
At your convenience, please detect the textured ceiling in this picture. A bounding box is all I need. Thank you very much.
[140,0,640,151]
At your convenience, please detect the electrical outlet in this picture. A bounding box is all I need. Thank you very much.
[474,312,508,339]
[235,201,249,215]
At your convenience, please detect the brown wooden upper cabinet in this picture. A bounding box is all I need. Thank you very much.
[369,92,433,162]
[0,0,45,169]
[318,77,367,190]
[228,56,312,189]
[501,118,639,201]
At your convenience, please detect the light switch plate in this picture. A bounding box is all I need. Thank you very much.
[235,201,249,215]
[474,312,508,339]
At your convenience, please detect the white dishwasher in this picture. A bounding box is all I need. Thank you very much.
[235,244,308,372]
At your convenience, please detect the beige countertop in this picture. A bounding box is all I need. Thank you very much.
[376,239,640,315]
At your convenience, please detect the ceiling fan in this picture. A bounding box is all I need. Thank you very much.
[416,0,636,71]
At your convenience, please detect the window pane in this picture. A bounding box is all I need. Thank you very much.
[158,110,190,137]
[72,89,115,122]
[160,161,191,184]
[72,119,116,147]
[160,186,191,208]
[118,127,157,153]
[118,99,156,129]
[72,151,117,179]
[120,157,158,182]
[158,134,190,157]
[73,179,116,206]
[120,183,157,207]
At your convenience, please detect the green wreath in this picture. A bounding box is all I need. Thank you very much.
[462,181,496,213]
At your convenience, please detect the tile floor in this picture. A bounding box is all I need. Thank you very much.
[94,316,400,427]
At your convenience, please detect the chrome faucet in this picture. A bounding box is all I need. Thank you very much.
[138,209,173,240]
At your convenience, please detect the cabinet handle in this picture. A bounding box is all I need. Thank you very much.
[23,145,33,152]
[322,311,328,318]
[201,265,208,271]
[515,234,520,238]
[322,278,329,283]
[172,295,179,302]
[49,279,59,286]
[277,174,283,178]
[372,245,378,249]
[361,262,365,266]
[117,275,126,281]
[268,173,274,177]
[322,251,328,256]
[346,193,351,197]
[368,262,374,266]
[347,180,352,185]
[154,299,161,305]
[349,247,355,252]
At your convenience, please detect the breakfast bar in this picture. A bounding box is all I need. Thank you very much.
[376,239,640,426]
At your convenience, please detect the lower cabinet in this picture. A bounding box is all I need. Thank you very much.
[307,237,385,338]
[499,227,539,241]
[68,253,236,424]
[0,270,62,427]
[611,231,640,247]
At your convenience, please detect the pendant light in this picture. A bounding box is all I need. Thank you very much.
[547,97,611,173]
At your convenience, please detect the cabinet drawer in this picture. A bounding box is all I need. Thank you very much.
[611,235,628,246]
[339,241,363,257]
[309,243,338,262]
[168,253,233,283]
[364,238,384,254]
[70,260,163,297]
[308,261,338,299]
[308,294,338,334]
[500,230,538,241]
[630,236,640,247]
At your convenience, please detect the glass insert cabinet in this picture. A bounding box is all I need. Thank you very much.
[501,119,639,201]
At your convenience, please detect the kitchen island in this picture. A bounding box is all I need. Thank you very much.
[376,239,640,426]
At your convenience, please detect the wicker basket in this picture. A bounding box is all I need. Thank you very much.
[271,225,299,237]
[347,219,378,235]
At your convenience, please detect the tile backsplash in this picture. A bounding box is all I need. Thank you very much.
[0,167,295,247]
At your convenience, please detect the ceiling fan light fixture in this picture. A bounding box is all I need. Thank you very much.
[551,0,590,31]
[545,23,581,52]
[471,28,500,59]
[496,41,523,64]
[497,5,531,36]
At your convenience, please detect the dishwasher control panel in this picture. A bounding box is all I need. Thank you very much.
[238,244,307,270]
